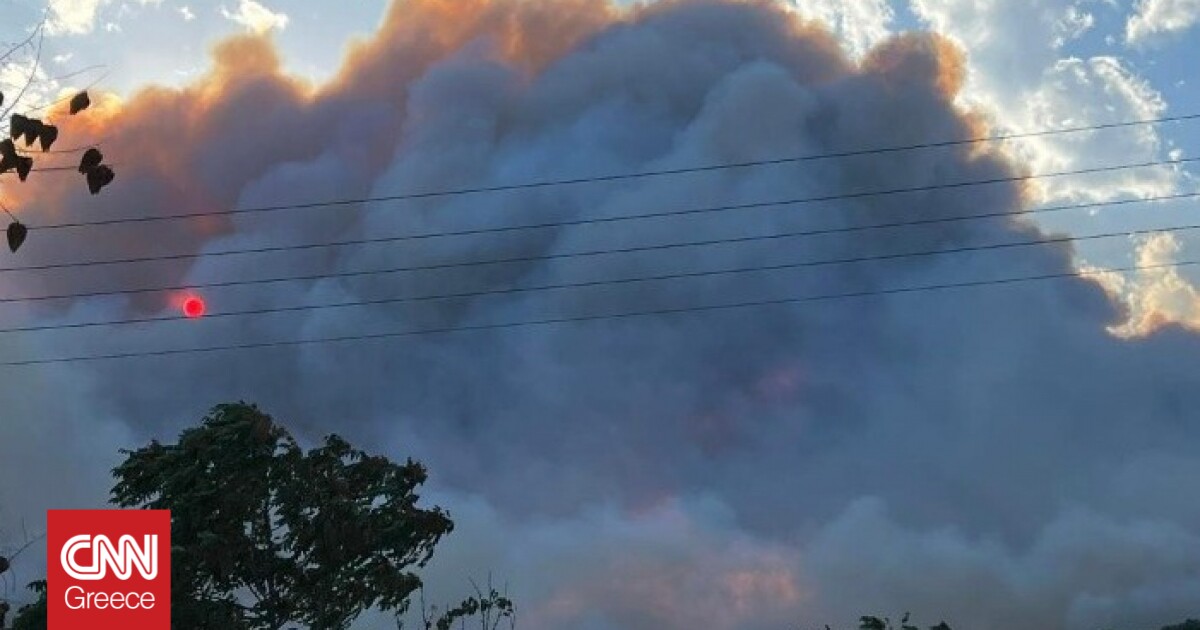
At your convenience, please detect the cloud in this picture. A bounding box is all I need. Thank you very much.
[786,0,894,59]
[220,0,289,35]
[5,1,1200,628]
[907,0,1200,331]
[0,53,59,114]
[909,0,1180,203]
[1053,4,1096,48]
[43,0,168,36]
[1089,232,1200,336]
[1125,0,1200,46]
[46,0,109,35]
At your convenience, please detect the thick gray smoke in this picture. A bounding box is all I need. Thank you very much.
[2,1,1199,628]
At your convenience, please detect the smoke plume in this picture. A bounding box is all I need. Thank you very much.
[3,1,1199,628]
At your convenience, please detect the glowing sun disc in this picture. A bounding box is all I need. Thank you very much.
[182,296,206,319]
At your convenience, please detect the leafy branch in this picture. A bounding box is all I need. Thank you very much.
[0,16,114,254]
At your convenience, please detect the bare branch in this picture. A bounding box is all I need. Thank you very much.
[0,21,43,66]
[0,19,46,123]
[1,65,110,124]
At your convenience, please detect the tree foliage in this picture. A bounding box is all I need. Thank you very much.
[808,614,1200,630]
[0,529,44,629]
[7,581,46,630]
[850,612,950,630]
[109,402,455,630]
[406,577,515,630]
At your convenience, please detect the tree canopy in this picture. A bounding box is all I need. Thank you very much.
[110,402,454,629]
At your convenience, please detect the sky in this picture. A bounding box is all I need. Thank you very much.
[2,1,1200,629]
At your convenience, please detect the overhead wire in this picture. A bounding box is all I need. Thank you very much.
[4,112,1200,231]
[1,220,1199,334]
[2,190,1196,305]
[0,112,1197,365]
[1,257,1193,367]
[2,156,1196,274]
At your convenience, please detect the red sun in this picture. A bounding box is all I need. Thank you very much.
[182,296,207,319]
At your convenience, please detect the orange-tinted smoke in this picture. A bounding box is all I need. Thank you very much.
[0,0,621,308]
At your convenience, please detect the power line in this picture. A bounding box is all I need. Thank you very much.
[0,65,111,121]
[0,219,1194,333]
[3,156,1196,274]
[5,190,1196,305]
[14,113,1200,232]
[0,163,100,176]
[1,258,1191,367]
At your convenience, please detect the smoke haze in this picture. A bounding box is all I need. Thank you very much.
[2,1,1199,628]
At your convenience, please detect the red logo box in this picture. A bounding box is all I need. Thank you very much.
[47,510,171,630]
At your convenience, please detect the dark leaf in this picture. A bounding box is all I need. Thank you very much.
[0,91,4,108]
[39,124,58,152]
[859,617,887,630]
[69,90,90,115]
[79,147,103,173]
[0,143,16,175]
[26,121,44,148]
[86,164,115,194]
[10,114,30,143]
[15,156,32,181]
[7,221,28,253]
[10,114,42,147]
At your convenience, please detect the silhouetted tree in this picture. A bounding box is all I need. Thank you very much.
[0,528,43,629]
[809,613,1200,630]
[110,402,455,629]
[404,576,515,630]
[853,612,950,630]
[7,581,45,630]
[4,402,515,629]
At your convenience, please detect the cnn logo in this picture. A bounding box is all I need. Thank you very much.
[60,534,158,581]
[48,510,171,630]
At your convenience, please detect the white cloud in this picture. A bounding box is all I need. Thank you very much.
[910,0,1181,203]
[46,0,110,35]
[1016,55,1176,202]
[0,56,57,112]
[786,0,894,59]
[179,5,196,21]
[1092,232,1200,336]
[908,0,1200,333]
[1125,0,1200,46]
[220,0,289,35]
[1054,4,1096,48]
[44,0,164,36]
